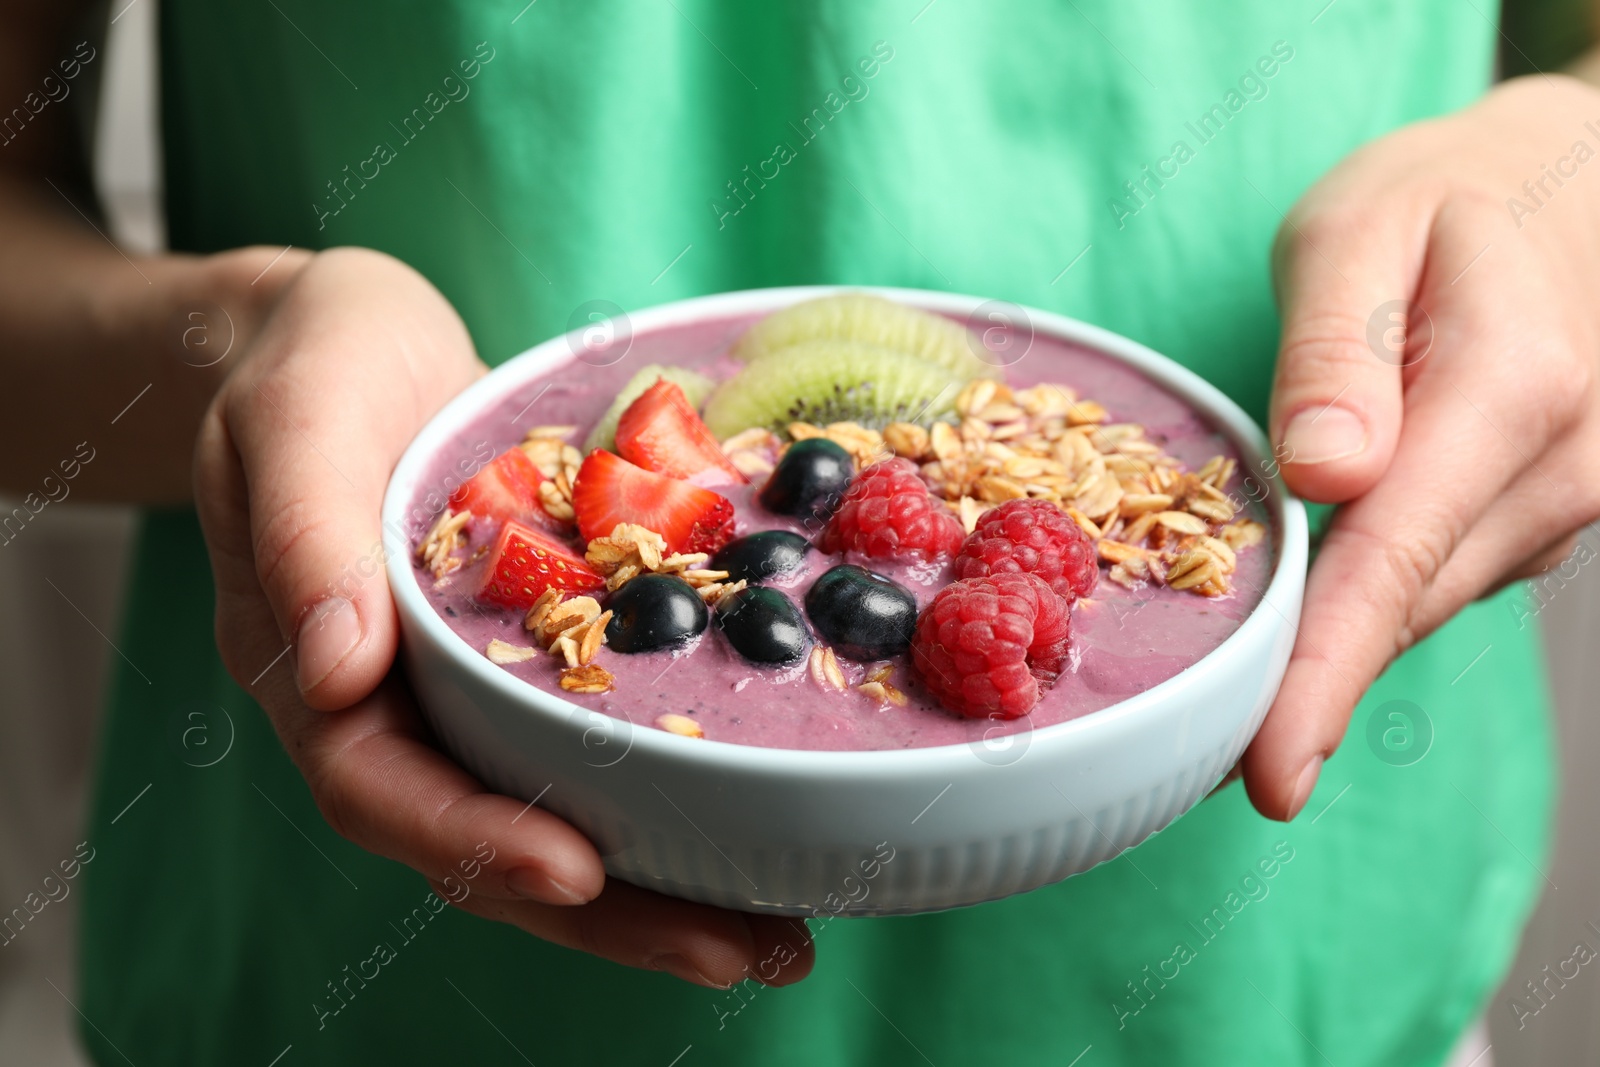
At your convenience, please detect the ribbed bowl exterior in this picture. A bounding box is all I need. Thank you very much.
[385,286,1308,917]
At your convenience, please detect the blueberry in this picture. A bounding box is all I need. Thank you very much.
[804,564,918,661]
[711,531,810,585]
[604,574,708,653]
[716,586,810,665]
[758,438,853,521]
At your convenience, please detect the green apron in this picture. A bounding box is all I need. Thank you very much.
[80,3,1553,1063]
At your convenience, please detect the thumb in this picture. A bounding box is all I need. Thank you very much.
[216,250,482,710]
[1268,212,1415,503]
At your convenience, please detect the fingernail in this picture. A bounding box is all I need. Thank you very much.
[506,866,587,905]
[295,597,361,694]
[647,953,721,988]
[1281,405,1367,465]
[1287,756,1324,820]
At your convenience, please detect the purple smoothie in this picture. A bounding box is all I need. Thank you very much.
[405,313,1275,752]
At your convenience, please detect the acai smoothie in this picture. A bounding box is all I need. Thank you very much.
[404,294,1273,752]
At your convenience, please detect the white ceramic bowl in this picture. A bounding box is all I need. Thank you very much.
[382,286,1307,916]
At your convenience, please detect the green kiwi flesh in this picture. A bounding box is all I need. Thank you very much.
[702,340,962,439]
[730,293,997,380]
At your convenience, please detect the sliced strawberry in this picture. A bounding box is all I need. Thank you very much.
[477,520,603,608]
[572,450,736,554]
[449,448,565,532]
[615,378,746,486]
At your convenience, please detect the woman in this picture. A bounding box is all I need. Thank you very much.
[2,1,1593,1063]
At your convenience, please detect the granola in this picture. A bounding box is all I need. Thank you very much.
[583,522,736,598]
[857,663,908,706]
[559,663,615,694]
[520,426,582,518]
[417,507,471,579]
[808,646,847,692]
[485,638,538,665]
[655,712,704,738]
[827,377,1270,598]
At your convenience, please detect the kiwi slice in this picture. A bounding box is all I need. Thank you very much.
[583,364,716,452]
[702,340,960,439]
[731,293,997,380]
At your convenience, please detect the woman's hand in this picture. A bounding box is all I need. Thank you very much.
[192,247,812,986]
[1243,75,1600,820]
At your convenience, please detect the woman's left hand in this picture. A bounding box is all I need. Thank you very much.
[1244,74,1600,820]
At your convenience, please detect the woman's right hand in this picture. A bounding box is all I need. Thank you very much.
[192,247,813,988]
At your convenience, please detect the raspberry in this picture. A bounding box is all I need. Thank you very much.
[911,572,1070,719]
[953,498,1097,601]
[818,458,965,561]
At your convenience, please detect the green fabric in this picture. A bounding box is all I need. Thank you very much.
[80,3,1555,1064]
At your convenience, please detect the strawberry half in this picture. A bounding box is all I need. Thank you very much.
[449,448,566,532]
[477,520,603,608]
[615,378,746,486]
[572,450,736,554]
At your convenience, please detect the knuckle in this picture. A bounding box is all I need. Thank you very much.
[253,495,337,605]
[1276,311,1384,387]
[1331,521,1456,654]
[1286,208,1369,263]
[1546,346,1595,421]
[1376,538,1448,652]
[418,790,473,861]
[1507,343,1592,444]
[1438,187,1506,233]
[303,742,360,844]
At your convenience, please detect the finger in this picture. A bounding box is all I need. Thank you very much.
[194,445,606,906]
[1245,238,1565,819]
[224,251,481,709]
[296,677,609,905]
[1498,533,1582,589]
[438,878,816,989]
[1268,203,1419,502]
[192,402,337,711]
[1416,435,1600,613]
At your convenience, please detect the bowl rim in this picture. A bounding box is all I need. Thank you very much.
[382,285,1308,776]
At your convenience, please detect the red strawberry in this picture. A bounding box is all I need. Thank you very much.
[615,378,746,486]
[477,520,602,608]
[449,448,565,532]
[572,449,735,554]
